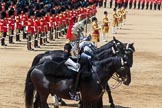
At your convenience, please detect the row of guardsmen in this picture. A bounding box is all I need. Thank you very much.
[114,0,162,10]
[0,4,97,50]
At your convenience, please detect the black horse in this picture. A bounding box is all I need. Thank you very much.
[26,38,135,108]
[24,50,132,108]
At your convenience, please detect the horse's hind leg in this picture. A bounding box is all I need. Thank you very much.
[34,92,41,108]
[105,83,115,108]
[39,92,49,108]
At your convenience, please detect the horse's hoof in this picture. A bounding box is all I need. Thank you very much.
[60,101,67,106]
[54,105,59,108]
[110,104,115,108]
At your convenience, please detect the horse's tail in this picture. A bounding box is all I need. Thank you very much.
[24,66,35,108]
[31,53,44,67]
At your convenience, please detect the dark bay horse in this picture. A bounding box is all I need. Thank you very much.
[24,53,132,108]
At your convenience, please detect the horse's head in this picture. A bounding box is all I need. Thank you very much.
[115,43,135,85]
[124,43,135,67]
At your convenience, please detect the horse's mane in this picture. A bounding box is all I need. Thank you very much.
[94,48,113,60]
[94,57,121,71]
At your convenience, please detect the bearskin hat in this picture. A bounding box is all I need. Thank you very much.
[35,11,41,18]
[40,10,46,17]
[28,9,34,18]
[8,8,15,17]
[23,7,28,14]
[0,11,6,19]
[50,9,55,16]
[34,3,40,11]
[16,8,21,16]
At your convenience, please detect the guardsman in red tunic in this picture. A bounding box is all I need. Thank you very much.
[39,11,46,46]
[33,11,41,48]
[44,11,50,43]
[49,9,55,41]
[7,8,15,44]
[21,8,28,39]
[15,9,22,42]
[0,11,7,46]
[26,9,34,50]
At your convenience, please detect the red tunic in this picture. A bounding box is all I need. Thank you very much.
[26,18,34,34]
[39,18,45,32]
[15,16,22,29]
[7,17,15,30]
[22,14,28,26]
[3,19,7,33]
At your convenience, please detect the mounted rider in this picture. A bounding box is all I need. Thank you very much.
[64,17,93,101]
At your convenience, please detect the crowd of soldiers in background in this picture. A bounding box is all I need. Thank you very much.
[0,0,161,50]
[0,0,97,50]
[100,0,161,10]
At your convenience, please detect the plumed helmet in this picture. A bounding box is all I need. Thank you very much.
[71,27,78,35]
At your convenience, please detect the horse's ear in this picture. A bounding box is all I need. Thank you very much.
[130,43,134,46]
[113,36,116,40]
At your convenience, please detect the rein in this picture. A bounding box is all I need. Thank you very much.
[110,73,122,89]
[91,67,105,97]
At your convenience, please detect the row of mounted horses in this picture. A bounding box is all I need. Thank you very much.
[24,37,135,108]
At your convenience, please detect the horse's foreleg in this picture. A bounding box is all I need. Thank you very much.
[105,83,115,108]
[40,93,49,108]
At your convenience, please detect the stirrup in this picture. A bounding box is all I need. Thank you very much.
[69,92,80,101]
